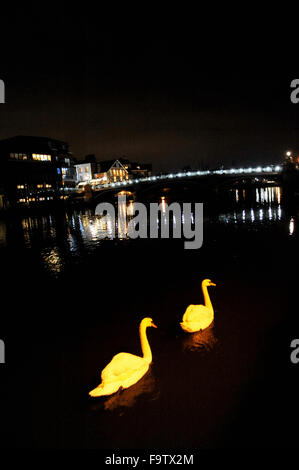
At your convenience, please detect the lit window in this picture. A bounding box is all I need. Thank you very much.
[32,154,51,161]
[85,166,89,173]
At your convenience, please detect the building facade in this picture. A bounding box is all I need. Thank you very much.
[75,162,94,183]
[0,136,76,207]
[96,159,129,183]
[74,154,102,185]
[94,158,152,184]
[74,156,153,187]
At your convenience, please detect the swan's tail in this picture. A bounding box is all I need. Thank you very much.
[89,381,120,397]
[180,321,199,333]
[180,321,191,332]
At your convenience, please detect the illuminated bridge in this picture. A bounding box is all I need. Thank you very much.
[88,164,283,201]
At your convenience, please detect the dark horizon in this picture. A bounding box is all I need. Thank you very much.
[1,10,298,172]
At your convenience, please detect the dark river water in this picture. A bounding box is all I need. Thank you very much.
[0,185,299,449]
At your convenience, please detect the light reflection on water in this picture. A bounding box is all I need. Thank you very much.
[181,324,218,353]
[102,372,159,413]
[220,185,285,226]
[88,371,159,415]
[289,217,295,236]
[218,205,283,224]
[236,186,282,205]
[0,222,6,247]
[78,213,115,242]
[41,247,63,275]
[0,186,297,277]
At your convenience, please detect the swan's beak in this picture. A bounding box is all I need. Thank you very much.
[151,322,158,328]
[210,282,216,286]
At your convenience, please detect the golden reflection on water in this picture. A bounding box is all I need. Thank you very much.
[90,371,158,413]
[182,324,218,353]
[0,221,6,247]
[127,200,135,217]
[160,196,167,215]
[117,198,128,239]
[79,214,115,241]
[21,216,57,247]
[41,247,63,274]
[77,200,137,241]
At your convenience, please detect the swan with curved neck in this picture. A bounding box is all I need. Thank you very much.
[180,279,216,333]
[89,317,157,397]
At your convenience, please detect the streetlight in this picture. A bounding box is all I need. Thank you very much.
[286,151,292,157]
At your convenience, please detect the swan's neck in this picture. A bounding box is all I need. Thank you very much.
[140,325,152,363]
[202,284,213,312]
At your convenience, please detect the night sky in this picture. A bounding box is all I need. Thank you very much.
[1,7,298,171]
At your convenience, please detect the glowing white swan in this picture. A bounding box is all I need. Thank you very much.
[89,318,157,397]
[180,279,216,333]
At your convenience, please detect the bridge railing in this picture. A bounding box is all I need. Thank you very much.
[89,164,282,191]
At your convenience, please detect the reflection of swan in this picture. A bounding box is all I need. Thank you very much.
[182,324,218,352]
[89,318,157,397]
[180,279,216,333]
[103,371,158,411]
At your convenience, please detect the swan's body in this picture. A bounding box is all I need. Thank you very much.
[181,305,213,332]
[180,279,216,333]
[89,318,157,397]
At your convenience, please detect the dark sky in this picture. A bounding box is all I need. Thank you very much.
[1,6,298,171]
